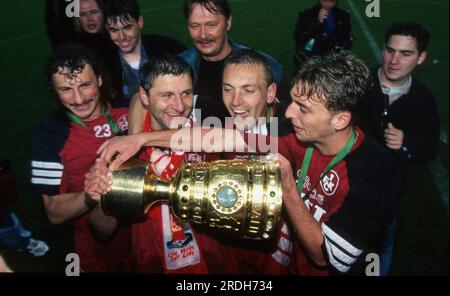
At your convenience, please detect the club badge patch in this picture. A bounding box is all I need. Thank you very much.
[320,170,339,196]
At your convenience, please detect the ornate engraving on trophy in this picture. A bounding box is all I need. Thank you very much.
[102,159,282,240]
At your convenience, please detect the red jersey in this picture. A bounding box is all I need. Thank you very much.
[130,111,219,273]
[32,107,130,272]
[278,128,400,275]
[189,118,294,275]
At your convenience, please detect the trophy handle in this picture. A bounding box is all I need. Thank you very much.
[101,158,173,215]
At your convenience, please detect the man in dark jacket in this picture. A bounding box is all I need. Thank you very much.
[103,0,187,107]
[293,0,353,67]
[359,21,440,275]
[360,21,439,167]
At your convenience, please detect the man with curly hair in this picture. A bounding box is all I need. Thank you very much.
[31,43,130,272]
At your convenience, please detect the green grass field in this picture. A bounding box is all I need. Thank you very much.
[0,0,448,275]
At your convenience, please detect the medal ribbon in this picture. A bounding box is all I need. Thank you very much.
[297,129,357,200]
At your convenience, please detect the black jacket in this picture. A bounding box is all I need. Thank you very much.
[293,4,353,57]
[45,0,77,49]
[359,67,440,166]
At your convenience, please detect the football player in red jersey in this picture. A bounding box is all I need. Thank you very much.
[95,51,402,276]
[85,55,219,273]
[276,51,401,275]
[88,50,296,275]
[31,43,130,272]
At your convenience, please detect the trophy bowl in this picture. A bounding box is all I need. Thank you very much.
[102,159,283,240]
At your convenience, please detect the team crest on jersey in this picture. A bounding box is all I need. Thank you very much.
[116,114,128,132]
[320,170,339,196]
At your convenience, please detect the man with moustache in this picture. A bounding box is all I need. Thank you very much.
[181,0,289,116]
[31,43,130,272]
[128,0,287,133]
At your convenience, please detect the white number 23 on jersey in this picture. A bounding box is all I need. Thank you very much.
[93,124,112,138]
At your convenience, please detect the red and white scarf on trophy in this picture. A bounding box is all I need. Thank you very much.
[142,111,189,179]
[142,110,205,272]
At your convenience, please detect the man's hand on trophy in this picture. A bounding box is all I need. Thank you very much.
[84,158,113,202]
[271,153,297,198]
[97,134,145,170]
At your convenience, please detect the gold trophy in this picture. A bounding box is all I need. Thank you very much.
[101,159,282,240]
